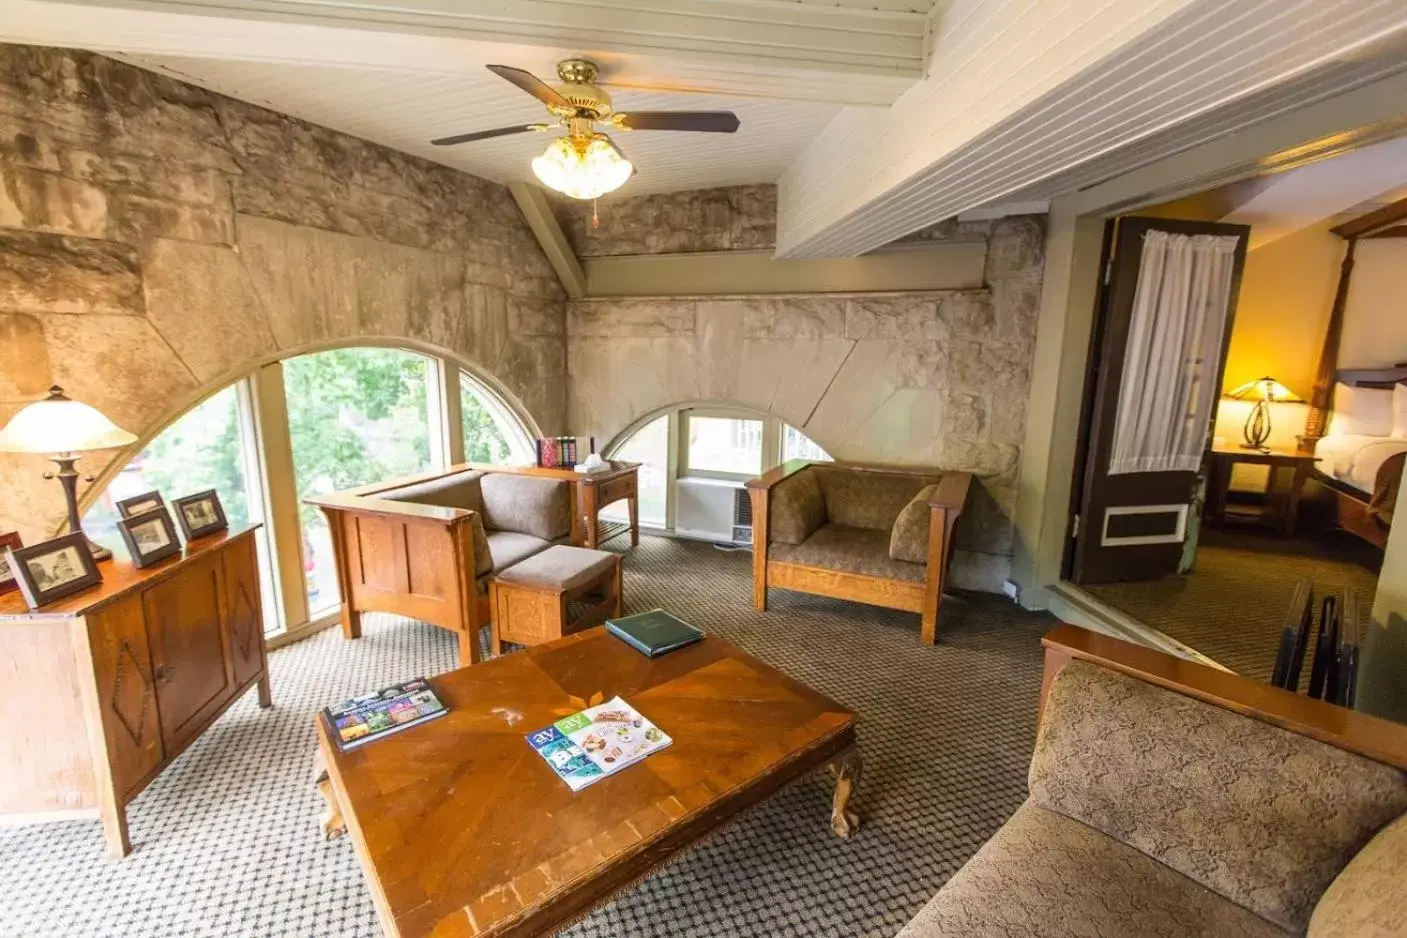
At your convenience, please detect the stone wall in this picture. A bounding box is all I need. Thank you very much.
[0,45,567,540]
[554,184,775,257]
[567,216,1046,590]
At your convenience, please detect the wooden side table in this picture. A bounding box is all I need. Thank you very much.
[1204,447,1319,537]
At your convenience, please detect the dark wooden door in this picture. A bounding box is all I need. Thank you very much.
[1069,217,1250,584]
[145,552,233,751]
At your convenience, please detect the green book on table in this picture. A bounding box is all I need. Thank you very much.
[606,609,704,657]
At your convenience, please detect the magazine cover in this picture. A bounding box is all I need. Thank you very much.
[324,678,447,751]
[526,696,672,791]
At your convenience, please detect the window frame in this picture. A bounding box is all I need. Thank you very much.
[459,368,537,466]
[676,407,775,482]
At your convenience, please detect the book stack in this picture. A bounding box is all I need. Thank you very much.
[536,436,595,468]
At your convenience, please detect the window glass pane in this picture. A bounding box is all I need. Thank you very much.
[460,379,512,465]
[783,424,832,462]
[686,415,763,476]
[285,348,433,615]
[602,415,667,527]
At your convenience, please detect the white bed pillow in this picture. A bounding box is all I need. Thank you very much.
[1327,382,1394,437]
[1395,383,1407,439]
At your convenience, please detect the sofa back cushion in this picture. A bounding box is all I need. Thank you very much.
[1308,809,1407,937]
[815,468,935,532]
[479,473,571,541]
[1030,661,1407,932]
[769,470,825,545]
[379,469,485,513]
[889,483,940,563]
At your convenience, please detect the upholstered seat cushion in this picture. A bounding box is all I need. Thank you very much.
[1309,810,1407,937]
[480,473,571,540]
[485,531,552,574]
[897,802,1289,938]
[378,469,486,512]
[494,544,616,592]
[1031,661,1407,932]
[768,524,926,583]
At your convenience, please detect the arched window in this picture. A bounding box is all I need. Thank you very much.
[81,345,534,637]
[601,406,829,536]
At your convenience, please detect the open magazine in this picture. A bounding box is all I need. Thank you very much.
[526,696,672,791]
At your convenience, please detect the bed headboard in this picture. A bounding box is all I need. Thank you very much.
[1337,363,1407,389]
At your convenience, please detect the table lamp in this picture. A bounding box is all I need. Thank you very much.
[0,386,137,561]
[1225,376,1303,452]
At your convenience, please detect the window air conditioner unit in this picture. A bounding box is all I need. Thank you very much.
[674,477,752,546]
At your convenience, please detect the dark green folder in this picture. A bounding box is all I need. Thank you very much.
[605,609,704,657]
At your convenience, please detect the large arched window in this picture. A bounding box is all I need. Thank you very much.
[83,345,534,638]
[601,405,829,537]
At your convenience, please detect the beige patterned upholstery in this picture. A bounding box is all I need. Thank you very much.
[484,531,552,574]
[479,473,571,541]
[814,468,933,531]
[889,483,939,563]
[896,802,1289,938]
[768,470,825,545]
[1309,810,1407,938]
[1030,661,1407,932]
[768,525,925,582]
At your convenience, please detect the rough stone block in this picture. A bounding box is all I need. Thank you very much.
[0,313,51,397]
[557,184,776,257]
[845,295,944,341]
[0,228,142,315]
[949,336,1031,392]
[507,293,565,337]
[743,296,846,339]
[985,215,1046,281]
[568,299,697,337]
[0,165,107,236]
[941,290,996,335]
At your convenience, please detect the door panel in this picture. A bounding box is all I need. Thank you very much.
[1070,217,1250,584]
[88,598,164,797]
[145,553,232,751]
[222,535,266,691]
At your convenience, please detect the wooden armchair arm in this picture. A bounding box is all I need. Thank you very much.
[1041,625,1407,771]
[746,459,818,492]
[927,471,971,510]
[305,491,473,525]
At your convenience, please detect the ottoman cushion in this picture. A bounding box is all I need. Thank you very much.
[496,545,616,592]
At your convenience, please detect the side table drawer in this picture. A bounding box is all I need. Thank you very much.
[594,473,635,508]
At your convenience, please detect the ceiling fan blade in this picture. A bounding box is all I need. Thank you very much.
[616,111,740,133]
[431,124,542,146]
[486,64,571,110]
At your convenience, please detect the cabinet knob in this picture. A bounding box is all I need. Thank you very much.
[153,664,174,682]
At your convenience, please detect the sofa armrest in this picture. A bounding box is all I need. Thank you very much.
[1041,625,1407,770]
[306,491,472,524]
[927,472,971,511]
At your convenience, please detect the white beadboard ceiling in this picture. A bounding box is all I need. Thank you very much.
[120,54,844,197]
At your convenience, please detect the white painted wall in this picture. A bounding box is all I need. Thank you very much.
[1340,238,1407,370]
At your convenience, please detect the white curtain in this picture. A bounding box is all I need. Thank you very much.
[1108,230,1241,475]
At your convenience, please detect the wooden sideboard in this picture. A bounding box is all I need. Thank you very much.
[0,525,270,857]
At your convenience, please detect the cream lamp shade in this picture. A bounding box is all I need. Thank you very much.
[531,134,634,200]
[0,386,136,454]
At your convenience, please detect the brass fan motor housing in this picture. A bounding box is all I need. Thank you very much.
[549,58,614,119]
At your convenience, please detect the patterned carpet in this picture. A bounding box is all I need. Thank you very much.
[0,536,1055,938]
[1085,529,1381,683]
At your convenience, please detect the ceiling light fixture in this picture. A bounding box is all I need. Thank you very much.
[531,134,634,200]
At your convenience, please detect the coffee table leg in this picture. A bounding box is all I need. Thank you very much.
[312,754,347,840]
[828,747,862,838]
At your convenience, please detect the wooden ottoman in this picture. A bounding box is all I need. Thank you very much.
[489,545,623,655]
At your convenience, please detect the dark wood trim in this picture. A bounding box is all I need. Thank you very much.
[1304,238,1357,443]
[1330,195,1407,239]
[1040,625,1407,770]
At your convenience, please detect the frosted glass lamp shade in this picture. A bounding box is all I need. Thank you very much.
[531,134,634,200]
[0,386,137,454]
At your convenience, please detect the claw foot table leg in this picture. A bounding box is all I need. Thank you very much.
[828,747,862,838]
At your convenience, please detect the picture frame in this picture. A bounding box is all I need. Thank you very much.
[173,489,228,541]
[0,531,23,596]
[9,532,103,609]
[118,506,183,569]
[116,490,165,519]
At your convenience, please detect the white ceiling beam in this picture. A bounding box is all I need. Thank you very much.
[3,0,923,105]
[774,0,1407,257]
[509,182,586,300]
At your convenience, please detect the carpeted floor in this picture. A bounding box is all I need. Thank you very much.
[1,536,1055,938]
[1085,529,1380,683]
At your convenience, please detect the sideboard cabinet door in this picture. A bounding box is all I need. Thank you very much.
[222,534,266,690]
[144,552,234,753]
[88,598,165,797]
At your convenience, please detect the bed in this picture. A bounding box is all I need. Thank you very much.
[1303,367,1407,548]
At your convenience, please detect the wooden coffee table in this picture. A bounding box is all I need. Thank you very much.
[315,628,859,938]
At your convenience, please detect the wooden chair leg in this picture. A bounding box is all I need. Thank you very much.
[458,627,480,667]
[612,556,624,617]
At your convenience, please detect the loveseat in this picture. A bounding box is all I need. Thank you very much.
[307,465,577,666]
[897,625,1407,938]
[747,461,971,643]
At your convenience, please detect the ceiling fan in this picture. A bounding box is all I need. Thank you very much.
[432,59,740,200]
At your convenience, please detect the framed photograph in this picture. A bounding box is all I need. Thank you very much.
[0,531,23,596]
[173,489,228,541]
[116,490,165,519]
[118,506,182,569]
[9,533,103,609]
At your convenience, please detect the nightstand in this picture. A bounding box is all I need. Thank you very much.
[1204,447,1319,537]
